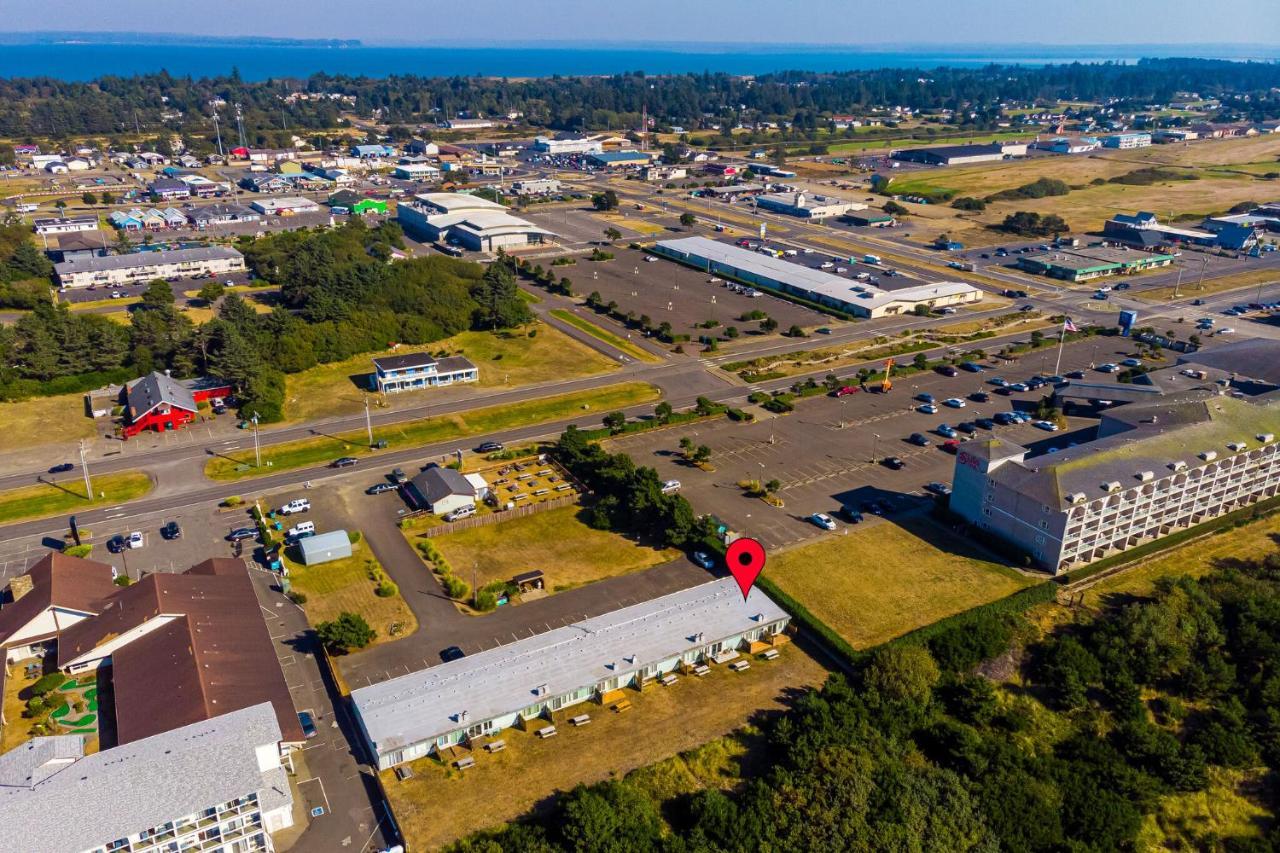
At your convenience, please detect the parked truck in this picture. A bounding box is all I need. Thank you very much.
[863,254,881,265]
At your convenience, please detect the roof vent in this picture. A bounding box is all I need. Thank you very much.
[1168,460,1187,472]
[1069,492,1087,504]
[1227,441,1248,452]
[1136,470,1154,482]
[1258,433,1275,444]
[1103,481,1122,493]
[1199,450,1217,462]
[459,710,469,723]
[534,684,548,696]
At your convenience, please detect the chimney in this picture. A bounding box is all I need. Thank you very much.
[8,574,34,602]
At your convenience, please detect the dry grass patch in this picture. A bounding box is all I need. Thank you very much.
[1083,512,1280,607]
[282,538,417,646]
[1142,267,1280,303]
[767,516,1036,648]
[0,393,97,450]
[282,323,619,422]
[423,504,679,594]
[381,643,830,850]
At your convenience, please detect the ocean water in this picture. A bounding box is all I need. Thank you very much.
[0,43,1247,81]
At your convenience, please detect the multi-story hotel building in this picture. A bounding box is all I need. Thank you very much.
[950,390,1280,574]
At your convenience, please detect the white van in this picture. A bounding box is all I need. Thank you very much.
[661,479,682,495]
[287,521,315,539]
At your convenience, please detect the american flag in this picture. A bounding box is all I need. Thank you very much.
[1063,318,1079,333]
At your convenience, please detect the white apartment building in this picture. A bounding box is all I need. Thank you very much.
[33,216,99,236]
[949,391,1280,574]
[0,703,294,853]
[54,246,246,288]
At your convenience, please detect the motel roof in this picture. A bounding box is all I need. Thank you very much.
[655,236,977,312]
[0,703,284,853]
[352,578,788,754]
[54,245,243,277]
[0,552,118,649]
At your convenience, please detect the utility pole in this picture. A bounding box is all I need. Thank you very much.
[235,103,247,149]
[211,111,225,158]
[1173,265,1184,299]
[251,412,261,468]
[364,395,374,447]
[1197,255,1209,290]
[78,440,93,500]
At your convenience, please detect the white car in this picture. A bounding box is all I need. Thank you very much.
[661,479,682,494]
[280,499,311,515]
[819,261,835,269]
[943,398,967,408]
[809,513,837,531]
[644,256,658,263]
[919,403,939,414]
[127,531,144,549]
[1033,420,1061,432]
[1217,327,1236,335]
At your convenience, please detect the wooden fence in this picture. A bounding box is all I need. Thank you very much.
[409,493,580,536]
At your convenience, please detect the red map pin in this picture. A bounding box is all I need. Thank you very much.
[725,537,766,601]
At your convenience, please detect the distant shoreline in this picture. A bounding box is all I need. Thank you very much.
[0,38,1275,82]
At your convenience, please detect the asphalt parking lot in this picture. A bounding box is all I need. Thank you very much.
[523,206,649,246]
[576,246,831,337]
[605,337,1134,550]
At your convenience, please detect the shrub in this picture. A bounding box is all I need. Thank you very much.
[375,581,399,598]
[316,612,376,655]
[30,673,64,697]
[24,696,46,717]
[114,575,132,586]
[62,544,93,558]
[951,196,986,211]
[221,496,243,508]
[286,590,308,605]
[441,574,470,600]
[347,530,362,544]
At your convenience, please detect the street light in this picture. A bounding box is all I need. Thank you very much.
[870,433,880,464]
[251,412,261,468]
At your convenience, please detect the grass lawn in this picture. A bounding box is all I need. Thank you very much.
[1083,511,1280,607]
[0,471,153,525]
[282,538,417,646]
[767,516,1037,648]
[549,309,660,363]
[64,296,141,312]
[1,666,41,755]
[422,504,679,594]
[281,323,619,422]
[381,641,830,850]
[205,382,661,481]
[1139,767,1271,850]
[1142,267,1280,303]
[0,393,97,450]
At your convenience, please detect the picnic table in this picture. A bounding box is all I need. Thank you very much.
[760,648,780,660]
[485,739,506,753]
[454,756,476,770]
[610,699,633,713]
[693,664,711,677]
[729,660,751,672]
[570,714,591,727]
[660,673,679,686]
[537,725,558,739]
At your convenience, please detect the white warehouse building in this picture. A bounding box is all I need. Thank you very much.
[396,192,554,252]
[351,578,791,770]
[753,191,867,220]
[54,246,246,289]
[652,236,981,319]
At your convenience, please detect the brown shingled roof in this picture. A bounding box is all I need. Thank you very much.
[0,553,117,648]
[57,559,303,744]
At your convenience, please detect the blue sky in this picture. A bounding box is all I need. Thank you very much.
[5,0,1277,45]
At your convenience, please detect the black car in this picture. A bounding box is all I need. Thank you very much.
[476,441,505,453]
[107,534,127,553]
[1065,370,1086,380]
[975,418,996,430]
[861,501,884,516]
[908,433,930,447]
[882,456,905,470]
[839,505,864,523]
[331,457,358,468]
[48,463,74,474]
[367,482,398,495]
[226,527,257,542]
[161,521,181,540]
[440,645,466,663]
[298,711,318,739]
[956,422,977,434]
[936,365,958,377]
[969,391,990,403]
[390,468,408,484]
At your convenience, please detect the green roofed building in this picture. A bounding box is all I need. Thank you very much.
[949,389,1280,574]
[1017,246,1175,282]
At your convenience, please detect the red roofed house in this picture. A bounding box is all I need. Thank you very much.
[120,371,231,439]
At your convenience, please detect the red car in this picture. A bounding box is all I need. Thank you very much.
[941,439,961,454]
[834,386,859,397]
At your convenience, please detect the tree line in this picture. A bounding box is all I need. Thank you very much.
[450,538,1280,852]
[4,58,1279,143]
[0,221,531,414]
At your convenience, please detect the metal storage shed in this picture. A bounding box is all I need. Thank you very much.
[298,530,353,565]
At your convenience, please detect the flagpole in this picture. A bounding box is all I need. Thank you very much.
[1053,320,1068,377]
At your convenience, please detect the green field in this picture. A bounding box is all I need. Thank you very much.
[826,130,1031,155]
[0,471,153,525]
[549,309,660,363]
[282,323,619,422]
[766,516,1036,648]
[205,382,661,481]
[282,538,417,645]
[425,504,678,593]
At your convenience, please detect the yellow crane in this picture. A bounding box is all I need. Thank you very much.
[881,358,895,393]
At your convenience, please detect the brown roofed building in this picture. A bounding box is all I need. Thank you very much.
[0,552,118,664]
[56,558,304,744]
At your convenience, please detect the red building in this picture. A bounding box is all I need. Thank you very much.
[120,372,232,439]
